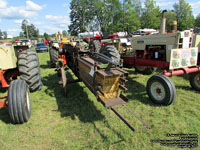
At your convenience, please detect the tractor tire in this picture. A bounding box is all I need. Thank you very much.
[8,80,31,124]
[146,74,176,105]
[189,72,200,91]
[49,47,58,68]
[89,40,101,53]
[135,66,157,75]
[18,49,43,92]
[100,44,120,64]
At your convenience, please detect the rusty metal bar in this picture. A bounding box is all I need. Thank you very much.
[123,104,151,130]
[111,107,135,132]
[119,84,128,91]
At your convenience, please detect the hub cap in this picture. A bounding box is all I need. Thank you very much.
[151,82,165,101]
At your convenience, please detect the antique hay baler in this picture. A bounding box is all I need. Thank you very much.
[52,41,150,132]
[0,41,42,124]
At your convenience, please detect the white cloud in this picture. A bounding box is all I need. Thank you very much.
[45,15,69,24]
[62,3,68,8]
[26,0,43,11]
[190,1,200,9]
[7,28,19,32]
[40,25,65,34]
[0,0,7,9]
[0,0,44,19]
[33,21,43,25]
[14,19,23,24]
[156,1,174,7]
[7,28,21,37]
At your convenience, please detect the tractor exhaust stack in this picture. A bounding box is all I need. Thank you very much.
[160,10,167,34]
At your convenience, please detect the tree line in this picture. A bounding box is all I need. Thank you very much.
[68,0,200,36]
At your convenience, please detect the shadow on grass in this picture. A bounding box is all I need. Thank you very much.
[125,76,153,106]
[0,108,11,124]
[42,71,104,122]
[0,87,12,124]
[40,61,51,69]
[42,70,126,142]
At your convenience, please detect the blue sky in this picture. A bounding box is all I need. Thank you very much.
[0,0,199,37]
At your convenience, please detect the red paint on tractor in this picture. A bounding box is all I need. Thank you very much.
[163,66,200,77]
[122,57,169,68]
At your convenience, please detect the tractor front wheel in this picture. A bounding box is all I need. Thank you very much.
[8,80,31,124]
[189,72,200,91]
[146,74,176,105]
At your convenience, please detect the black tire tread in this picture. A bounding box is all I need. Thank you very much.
[49,47,58,68]
[100,44,120,63]
[18,49,43,92]
[146,74,176,105]
[8,80,31,124]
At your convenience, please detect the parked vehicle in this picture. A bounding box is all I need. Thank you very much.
[35,42,48,52]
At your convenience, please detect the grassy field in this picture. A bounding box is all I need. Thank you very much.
[0,52,200,150]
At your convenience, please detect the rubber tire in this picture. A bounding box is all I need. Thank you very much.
[89,40,101,53]
[189,72,200,91]
[18,49,43,92]
[49,47,58,68]
[100,44,120,64]
[146,74,176,105]
[8,80,31,124]
[135,66,157,75]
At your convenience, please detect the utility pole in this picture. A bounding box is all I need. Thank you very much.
[24,19,29,39]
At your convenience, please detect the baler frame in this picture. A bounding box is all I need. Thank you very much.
[54,42,150,132]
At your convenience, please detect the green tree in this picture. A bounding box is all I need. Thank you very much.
[165,10,177,32]
[21,19,39,38]
[0,30,2,39]
[2,31,7,39]
[43,32,49,40]
[62,30,68,37]
[173,0,194,31]
[68,0,93,36]
[195,14,200,27]
[141,0,161,29]
[122,0,141,32]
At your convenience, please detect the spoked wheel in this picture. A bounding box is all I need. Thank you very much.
[8,80,31,124]
[189,72,200,91]
[146,74,176,105]
[135,66,157,75]
[61,67,67,96]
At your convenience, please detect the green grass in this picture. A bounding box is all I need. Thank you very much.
[0,52,200,150]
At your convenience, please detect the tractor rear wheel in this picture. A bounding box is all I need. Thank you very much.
[18,49,43,92]
[146,74,176,105]
[8,80,31,124]
[89,40,101,53]
[189,72,200,91]
[135,66,157,75]
[49,47,58,68]
[100,44,120,64]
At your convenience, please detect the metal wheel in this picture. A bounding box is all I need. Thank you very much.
[146,74,176,105]
[189,72,200,91]
[61,67,67,96]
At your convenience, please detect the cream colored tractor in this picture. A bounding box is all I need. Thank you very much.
[0,41,42,124]
[122,10,200,105]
